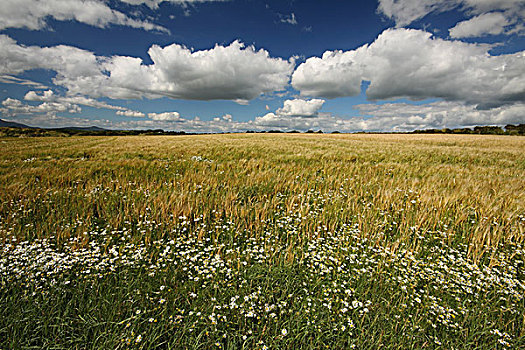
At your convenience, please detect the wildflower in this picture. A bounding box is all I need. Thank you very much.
[281,328,288,336]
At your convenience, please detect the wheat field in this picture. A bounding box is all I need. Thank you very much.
[1,134,524,349]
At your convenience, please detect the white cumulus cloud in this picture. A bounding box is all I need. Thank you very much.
[0,36,295,103]
[291,48,366,99]
[147,111,183,121]
[292,28,525,108]
[253,98,330,130]
[116,110,146,118]
[105,40,295,102]
[0,35,111,99]
[275,98,325,117]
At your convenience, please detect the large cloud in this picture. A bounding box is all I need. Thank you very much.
[292,28,525,108]
[290,49,366,99]
[0,35,110,100]
[0,35,295,103]
[105,40,295,102]
[0,0,167,32]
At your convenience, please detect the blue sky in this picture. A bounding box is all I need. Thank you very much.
[1,0,524,132]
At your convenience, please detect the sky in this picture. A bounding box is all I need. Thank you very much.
[0,0,524,133]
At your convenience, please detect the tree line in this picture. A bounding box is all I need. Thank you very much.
[412,124,525,135]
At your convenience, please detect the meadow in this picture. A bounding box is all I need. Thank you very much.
[0,133,524,349]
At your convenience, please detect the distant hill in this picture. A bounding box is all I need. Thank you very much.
[0,119,33,129]
[54,126,107,132]
[0,124,189,137]
[1,119,524,137]
[0,120,107,131]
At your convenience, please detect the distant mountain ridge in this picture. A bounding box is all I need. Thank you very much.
[0,119,107,131]
[0,119,33,129]
[1,118,524,136]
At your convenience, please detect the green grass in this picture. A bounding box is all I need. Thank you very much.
[0,134,524,349]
